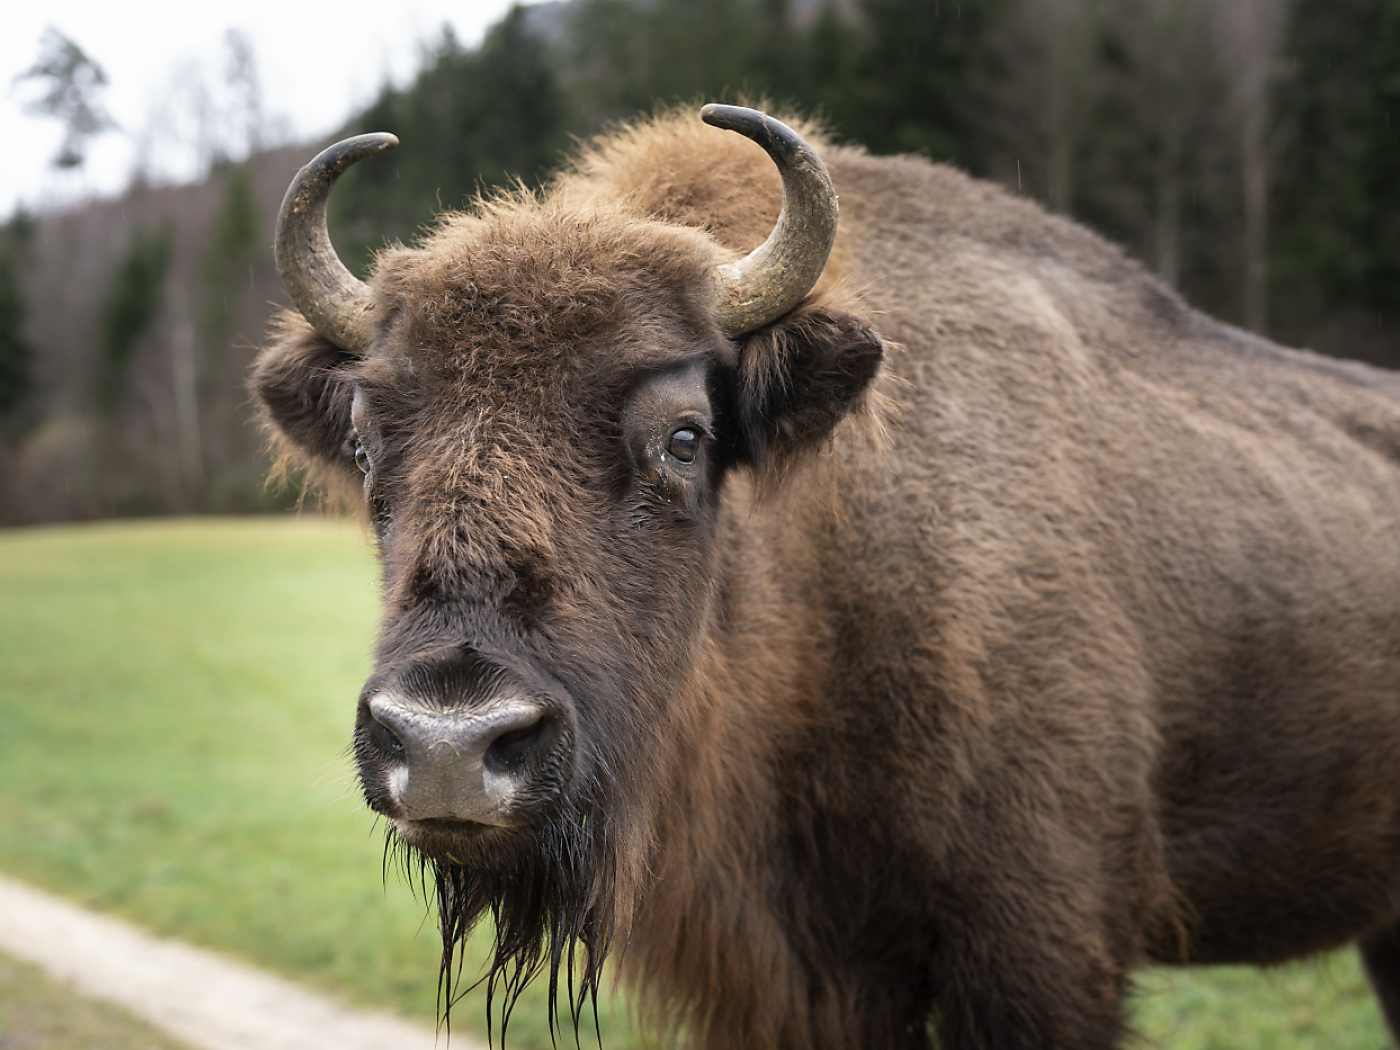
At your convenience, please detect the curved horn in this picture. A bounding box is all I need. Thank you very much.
[274,133,398,354]
[700,105,839,337]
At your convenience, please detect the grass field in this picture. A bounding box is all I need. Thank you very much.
[0,517,1390,1048]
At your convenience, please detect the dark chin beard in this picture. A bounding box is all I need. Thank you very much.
[388,808,616,1046]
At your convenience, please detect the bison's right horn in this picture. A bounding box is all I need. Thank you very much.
[274,133,398,355]
[700,105,839,337]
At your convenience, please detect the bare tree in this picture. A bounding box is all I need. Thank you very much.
[131,30,272,188]
[223,29,265,157]
[985,0,1100,213]
[167,280,204,503]
[1041,0,1096,214]
[1214,0,1291,334]
[133,61,220,186]
[1106,0,1217,288]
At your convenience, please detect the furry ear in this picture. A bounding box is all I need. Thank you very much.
[732,305,884,474]
[250,317,359,482]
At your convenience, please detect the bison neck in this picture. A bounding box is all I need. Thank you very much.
[622,454,940,1048]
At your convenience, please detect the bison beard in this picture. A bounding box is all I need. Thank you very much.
[406,805,614,1041]
[255,104,1400,1050]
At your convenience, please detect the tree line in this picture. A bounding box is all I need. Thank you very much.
[333,0,1399,358]
[2,0,1395,524]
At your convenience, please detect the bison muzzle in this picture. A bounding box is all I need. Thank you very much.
[253,105,1400,1049]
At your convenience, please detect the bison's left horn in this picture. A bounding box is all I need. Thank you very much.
[274,133,398,355]
[701,105,839,337]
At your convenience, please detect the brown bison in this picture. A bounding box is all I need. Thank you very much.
[253,105,1400,1049]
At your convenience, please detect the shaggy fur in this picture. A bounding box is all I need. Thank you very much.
[252,107,1400,1049]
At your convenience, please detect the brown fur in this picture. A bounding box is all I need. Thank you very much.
[252,107,1400,1049]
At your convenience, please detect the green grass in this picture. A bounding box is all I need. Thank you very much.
[0,517,1390,1049]
[1129,955,1388,1049]
[0,947,200,1050]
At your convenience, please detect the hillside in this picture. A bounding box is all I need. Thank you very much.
[1,0,1394,525]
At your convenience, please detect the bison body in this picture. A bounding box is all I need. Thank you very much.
[254,108,1400,1048]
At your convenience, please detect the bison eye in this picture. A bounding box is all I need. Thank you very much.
[667,428,700,463]
[354,443,372,475]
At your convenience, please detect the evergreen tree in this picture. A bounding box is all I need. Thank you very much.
[202,163,259,344]
[332,7,567,271]
[0,213,34,428]
[566,0,805,122]
[15,29,117,171]
[1075,0,1233,311]
[98,224,172,411]
[1271,0,1400,352]
[834,0,1007,165]
[796,3,867,129]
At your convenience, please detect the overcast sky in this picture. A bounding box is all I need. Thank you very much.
[1,0,542,216]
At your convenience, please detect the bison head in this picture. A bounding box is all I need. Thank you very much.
[252,106,883,1030]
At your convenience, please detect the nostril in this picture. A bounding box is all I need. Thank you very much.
[367,714,405,759]
[484,713,549,775]
[363,695,406,758]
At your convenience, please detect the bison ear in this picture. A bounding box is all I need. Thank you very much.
[250,320,359,481]
[730,305,884,474]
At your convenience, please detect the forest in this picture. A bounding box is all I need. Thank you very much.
[0,0,1395,524]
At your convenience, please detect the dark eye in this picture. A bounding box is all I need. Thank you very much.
[667,427,700,463]
[354,444,372,475]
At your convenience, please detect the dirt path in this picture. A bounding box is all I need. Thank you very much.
[0,873,479,1050]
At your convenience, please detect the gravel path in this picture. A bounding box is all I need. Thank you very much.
[0,873,478,1050]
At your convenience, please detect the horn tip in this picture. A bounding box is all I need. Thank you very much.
[700,104,762,134]
[345,132,399,159]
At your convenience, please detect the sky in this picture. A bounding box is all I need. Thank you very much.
[1,0,543,216]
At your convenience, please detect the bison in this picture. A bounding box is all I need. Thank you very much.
[252,105,1400,1049]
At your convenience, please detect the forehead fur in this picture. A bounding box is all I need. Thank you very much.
[363,106,840,378]
[371,200,729,384]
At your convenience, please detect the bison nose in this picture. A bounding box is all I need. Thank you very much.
[366,693,557,824]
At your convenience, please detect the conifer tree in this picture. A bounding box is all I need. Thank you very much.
[0,213,34,428]
[98,225,172,412]
[1271,0,1400,353]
